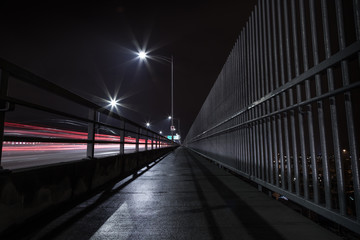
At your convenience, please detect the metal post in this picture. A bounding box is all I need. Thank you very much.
[309,0,321,204]
[151,134,154,150]
[283,0,294,193]
[272,0,280,188]
[0,69,9,168]
[136,128,140,153]
[171,55,174,142]
[277,0,287,190]
[321,0,338,211]
[291,0,301,196]
[262,0,270,184]
[266,0,275,185]
[299,0,309,200]
[120,121,125,155]
[87,108,96,159]
[145,129,148,151]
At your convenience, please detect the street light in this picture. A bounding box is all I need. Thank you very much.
[168,116,181,144]
[146,122,150,128]
[107,97,119,109]
[138,51,147,59]
[137,51,175,142]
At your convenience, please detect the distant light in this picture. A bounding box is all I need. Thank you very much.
[146,122,150,127]
[159,131,162,134]
[138,51,147,59]
[168,116,172,120]
[342,149,347,153]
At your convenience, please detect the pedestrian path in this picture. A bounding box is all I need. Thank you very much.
[32,147,342,240]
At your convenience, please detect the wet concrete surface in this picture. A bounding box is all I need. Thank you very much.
[30,147,342,240]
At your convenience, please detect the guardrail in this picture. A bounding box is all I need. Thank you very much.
[0,56,176,169]
[185,0,360,235]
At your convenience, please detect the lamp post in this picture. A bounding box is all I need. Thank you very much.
[137,51,175,142]
[168,116,180,143]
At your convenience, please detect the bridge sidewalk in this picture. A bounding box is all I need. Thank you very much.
[31,147,341,240]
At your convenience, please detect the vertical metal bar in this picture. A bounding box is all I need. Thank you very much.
[0,69,9,168]
[354,0,360,65]
[276,0,286,189]
[258,2,266,181]
[283,0,294,192]
[151,134,154,150]
[309,0,321,204]
[246,21,251,176]
[243,30,247,173]
[236,37,240,171]
[120,121,125,154]
[255,6,261,179]
[87,108,96,158]
[251,12,257,179]
[136,128,140,152]
[235,44,238,170]
[241,31,245,172]
[266,0,275,185]
[271,0,280,187]
[321,0,340,211]
[145,130,148,151]
[291,0,301,196]
[335,0,360,219]
[260,0,268,182]
[299,0,309,200]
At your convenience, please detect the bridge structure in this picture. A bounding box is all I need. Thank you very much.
[1,0,360,239]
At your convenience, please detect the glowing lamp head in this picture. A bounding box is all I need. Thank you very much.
[168,116,172,120]
[110,99,118,108]
[146,122,150,127]
[138,51,147,60]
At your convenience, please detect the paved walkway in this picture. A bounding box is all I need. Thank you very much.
[32,147,341,240]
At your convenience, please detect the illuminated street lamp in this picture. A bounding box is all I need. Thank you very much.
[146,122,150,128]
[137,51,175,142]
[138,51,147,60]
[107,97,119,110]
[110,99,117,108]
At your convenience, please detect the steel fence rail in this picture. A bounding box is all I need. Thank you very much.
[184,0,360,234]
[0,57,175,168]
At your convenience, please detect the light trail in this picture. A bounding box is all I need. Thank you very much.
[2,122,165,152]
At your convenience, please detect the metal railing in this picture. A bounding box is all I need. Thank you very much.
[0,57,175,168]
[185,0,360,234]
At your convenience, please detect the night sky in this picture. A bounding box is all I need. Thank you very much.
[0,0,257,138]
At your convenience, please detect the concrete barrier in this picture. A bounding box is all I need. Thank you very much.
[0,147,175,237]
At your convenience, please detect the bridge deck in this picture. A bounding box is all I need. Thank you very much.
[32,147,341,240]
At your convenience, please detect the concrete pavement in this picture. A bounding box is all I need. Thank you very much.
[30,147,342,240]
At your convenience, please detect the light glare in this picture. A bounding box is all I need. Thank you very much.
[138,51,147,59]
[110,99,117,107]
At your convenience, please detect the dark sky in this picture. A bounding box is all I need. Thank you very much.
[0,0,257,138]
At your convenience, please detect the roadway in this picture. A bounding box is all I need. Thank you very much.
[1,143,140,170]
[1,122,166,169]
